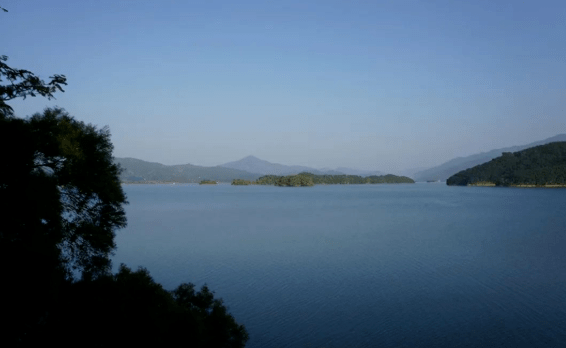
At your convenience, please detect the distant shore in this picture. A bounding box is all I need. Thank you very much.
[466,182,566,188]
[467,182,496,187]
[510,184,566,188]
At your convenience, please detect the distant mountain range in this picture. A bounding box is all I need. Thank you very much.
[219,156,382,176]
[116,134,566,183]
[115,156,385,183]
[334,167,384,176]
[219,156,328,175]
[413,134,566,182]
[114,157,261,183]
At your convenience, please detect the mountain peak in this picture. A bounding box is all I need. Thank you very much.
[221,156,329,176]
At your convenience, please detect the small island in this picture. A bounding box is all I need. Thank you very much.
[199,180,217,185]
[231,172,414,187]
[446,142,566,187]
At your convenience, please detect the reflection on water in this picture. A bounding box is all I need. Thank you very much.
[114,184,566,347]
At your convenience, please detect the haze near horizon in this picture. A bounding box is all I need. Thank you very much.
[4,0,565,173]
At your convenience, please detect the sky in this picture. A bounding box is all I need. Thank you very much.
[3,0,566,173]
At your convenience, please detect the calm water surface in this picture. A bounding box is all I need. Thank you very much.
[113,183,566,347]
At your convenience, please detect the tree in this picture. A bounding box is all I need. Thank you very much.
[0,49,127,343]
[0,107,127,278]
[1,104,248,348]
[1,26,247,347]
[0,107,128,345]
[0,49,124,280]
[1,105,248,348]
[0,55,67,117]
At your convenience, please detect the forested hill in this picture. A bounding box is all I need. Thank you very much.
[414,134,566,182]
[446,142,566,187]
[114,157,260,183]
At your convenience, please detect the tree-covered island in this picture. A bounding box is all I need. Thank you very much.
[446,142,566,187]
[232,172,414,186]
[199,180,218,185]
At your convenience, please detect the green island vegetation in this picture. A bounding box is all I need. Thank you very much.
[235,172,414,186]
[199,180,218,185]
[307,173,415,185]
[446,142,566,187]
[1,33,248,346]
[231,179,252,185]
[273,173,315,186]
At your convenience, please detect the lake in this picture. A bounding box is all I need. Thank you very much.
[112,183,566,347]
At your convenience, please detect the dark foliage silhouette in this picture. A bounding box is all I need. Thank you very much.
[0,107,127,345]
[33,265,249,347]
[1,51,247,346]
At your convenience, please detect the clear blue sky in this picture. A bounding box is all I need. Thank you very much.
[3,0,565,173]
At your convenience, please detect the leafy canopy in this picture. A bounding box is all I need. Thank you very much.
[0,107,127,281]
[0,50,128,344]
[0,55,67,117]
[0,51,123,280]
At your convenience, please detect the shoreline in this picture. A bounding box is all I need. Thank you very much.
[465,182,566,188]
[510,184,566,188]
[121,181,415,186]
[122,181,204,185]
[467,182,496,187]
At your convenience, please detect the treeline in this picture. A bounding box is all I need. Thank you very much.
[307,173,415,184]
[232,172,414,186]
[446,142,566,186]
